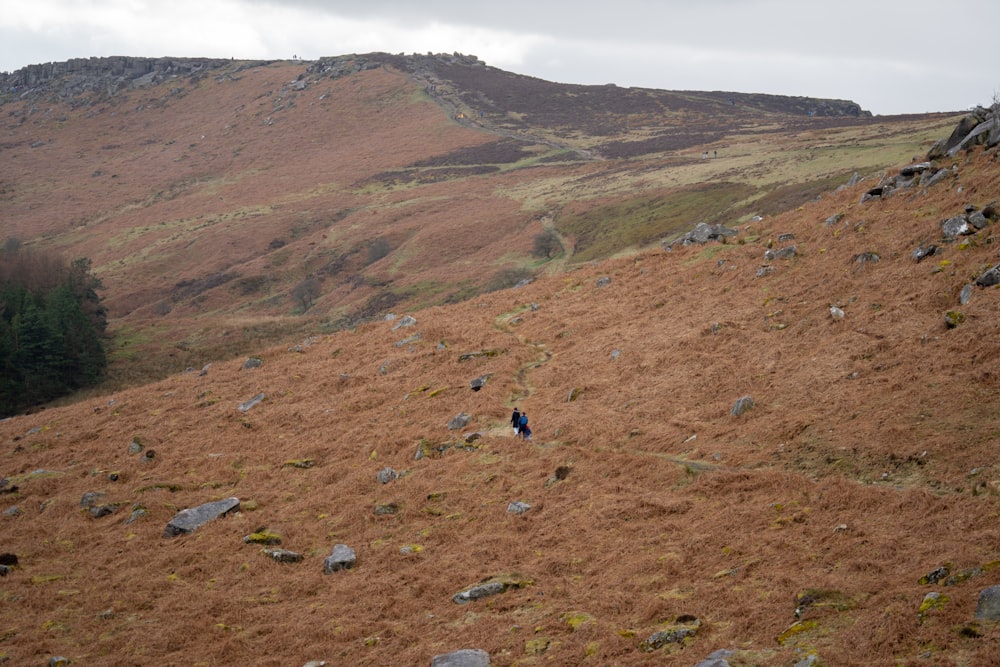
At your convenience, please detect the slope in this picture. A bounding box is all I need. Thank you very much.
[1,55,960,388]
[0,135,998,665]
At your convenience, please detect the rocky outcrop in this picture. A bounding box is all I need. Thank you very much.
[928,106,1000,159]
[1,56,247,101]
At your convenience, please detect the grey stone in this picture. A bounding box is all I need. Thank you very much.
[448,413,471,430]
[264,548,304,563]
[470,375,489,391]
[969,211,990,230]
[731,396,755,417]
[507,501,531,515]
[755,266,773,278]
[942,215,971,238]
[595,276,612,288]
[125,506,148,525]
[694,649,735,667]
[392,315,417,330]
[395,333,420,347]
[89,505,116,519]
[238,393,266,412]
[911,244,937,262]
[243,357,263,370]
[975,263,1000,287]
[430,648,491,667]
[376,467,399,484]
[764,245,796,261]
[453,581,506,604]
[128,440,144,454]
[163,497,240,538]
[823,213,845,227]
[960,284,974,305]
[921,168,951,189]
[976,585,1000,620]
[80,491,105,508]
[323,543,356,573]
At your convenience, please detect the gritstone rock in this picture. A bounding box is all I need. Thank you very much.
[163,497,240,538]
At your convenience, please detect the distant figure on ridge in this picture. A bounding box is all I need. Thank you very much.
[511,407,521,435]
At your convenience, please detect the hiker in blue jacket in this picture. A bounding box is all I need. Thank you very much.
[518,412,528,439]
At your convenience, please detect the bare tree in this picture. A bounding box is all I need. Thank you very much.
[291,276,321,312]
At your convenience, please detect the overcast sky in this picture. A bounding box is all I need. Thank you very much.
[1,0,996,115]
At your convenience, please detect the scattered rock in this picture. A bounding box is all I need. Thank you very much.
[693,648,735,667]
[829,306,845,320]
[447,413,471,430]
[323,544,356,573]
[470,375,489,391]
[641,616,701,651]
[942,215,972,238]
[430,648,491,667]
[960,284,973,305]
[163,497,240,538]
[80,491,105,508]
[944,310,965,328]
[731,396,755,417]
[376,467,399,484]
[453,575,530,604]
[975,585,1000,620]
[238,393,266,412]
[507,501,531,515]
[243,357,263,370]
[911,244,938,261]
[395,333,421,347]
[975,263,1000,287]
[595,276,612,288]
[392,315,417,330]
[764,246,796,261]
[264,548,303,563]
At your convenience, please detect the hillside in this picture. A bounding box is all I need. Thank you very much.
[0,54,960,388]
[1,95,999,666]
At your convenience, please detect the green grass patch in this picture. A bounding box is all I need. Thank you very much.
[558,183,756,262]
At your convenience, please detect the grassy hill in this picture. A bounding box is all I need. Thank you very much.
[1,54,959,388]
[1,54,998,666]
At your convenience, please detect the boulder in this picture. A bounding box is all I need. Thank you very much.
[238,393,266,412]
[928,109,988,159]
[430,649,491,667]
[976,264,1000,287]
[942,215,972,238]
[731,396,755,416]
[376,467,399,484]
[447,413,471,430]
[242,357,263,370]
[323,544,357,573]
[392,315,417,330]
[507,501,531,515]
[975,585,1000,620]
[264,548,304,564]
[163,497,240,538]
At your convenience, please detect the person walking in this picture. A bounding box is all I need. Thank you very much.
[518,412,528,439]
[511,407,521,435]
